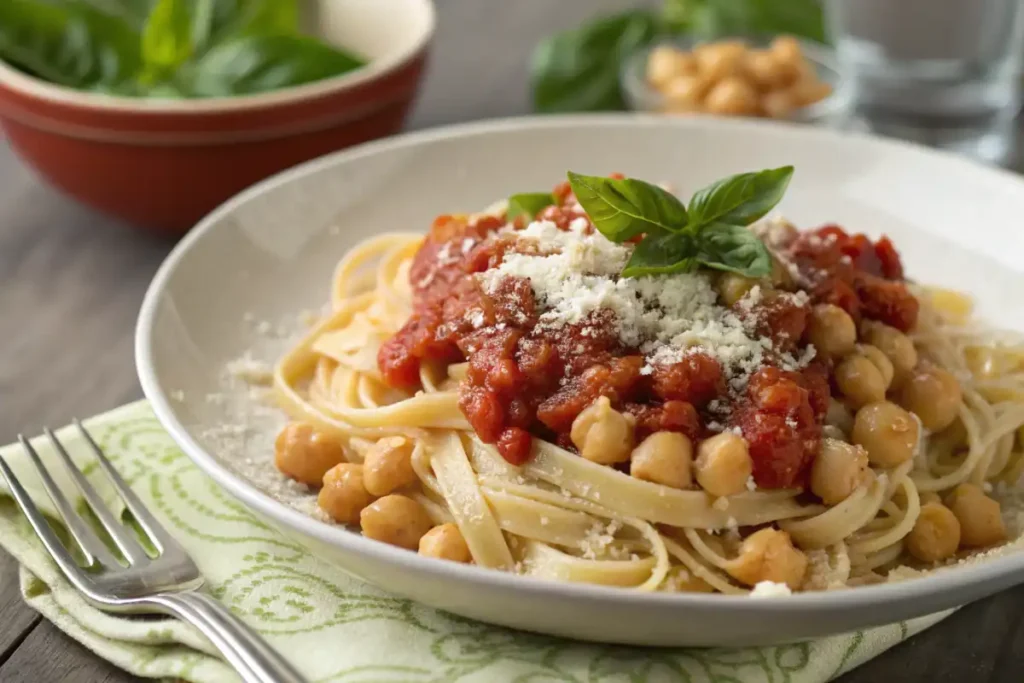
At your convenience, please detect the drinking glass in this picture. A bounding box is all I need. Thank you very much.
[824,0,1024,165]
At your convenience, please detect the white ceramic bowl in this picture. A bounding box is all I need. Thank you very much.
[136,115,1024,647]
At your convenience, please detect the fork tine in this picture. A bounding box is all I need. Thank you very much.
[44,427,150,565]
[0,456,93,594]
[74,420,180,554]
[17,436,122,569]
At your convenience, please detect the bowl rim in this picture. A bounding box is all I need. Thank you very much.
[0,0,436,115]
[620,35,849,123]
[136,113,1024,622]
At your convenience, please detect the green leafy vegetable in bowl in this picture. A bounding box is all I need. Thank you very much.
[531,0,825,113]
[0,0,368,98]
[510,166,792,279]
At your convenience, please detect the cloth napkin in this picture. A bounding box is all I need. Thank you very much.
[0,401,953,683]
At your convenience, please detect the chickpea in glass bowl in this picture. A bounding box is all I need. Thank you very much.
[621,36,845,123]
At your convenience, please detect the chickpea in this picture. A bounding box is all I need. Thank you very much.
[836,354,887,409]
[695,40,747,80]
[759,218,799,249]
[862,322,918,387]
[965,345,1016,380]
[770,35,804,66]
[744,49,788,90]
[663,74,710,111]
[761,90,797,119]
[725,528,807,589]
[826,398,854,435]
[695,432,753,497]
[945,483,1006,548]
[704,77,760,116]
[852,401,920,467]
[769,254,796,290]
[646,45,696,88]
[318,463,373,524]
[807,304,857,358]
[897,366,962,432]
[810,438,869,505]
[789,77,832,107]
[907,502,961,562]
[570,397,635,465]
[363,436,417,496]
[360,494,434,550]
[821,425,846,442]
[716,272,759,307]
[275,422,346,486]
[857,344,895,390]
[418,523,472,563]
[919,491,942,506]
[630,431,693,489]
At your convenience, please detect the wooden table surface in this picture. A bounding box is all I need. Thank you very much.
[1,1,1023,680]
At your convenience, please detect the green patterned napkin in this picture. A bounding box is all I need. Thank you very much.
[0,401,953,683]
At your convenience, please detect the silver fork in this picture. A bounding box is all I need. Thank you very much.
[0,421,307,683]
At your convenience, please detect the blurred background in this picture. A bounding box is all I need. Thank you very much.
[1,0,1022,237]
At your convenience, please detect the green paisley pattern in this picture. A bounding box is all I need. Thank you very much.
[0,402,954,683]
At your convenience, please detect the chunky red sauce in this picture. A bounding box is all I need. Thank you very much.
[378,182,913,488]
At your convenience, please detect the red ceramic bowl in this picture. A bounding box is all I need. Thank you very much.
[0,0,435,235]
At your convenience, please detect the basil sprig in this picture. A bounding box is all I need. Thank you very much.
[567,167,793,279]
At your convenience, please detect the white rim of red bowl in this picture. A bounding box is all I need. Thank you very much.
[0,0,436,114]
[136,113,1024,615]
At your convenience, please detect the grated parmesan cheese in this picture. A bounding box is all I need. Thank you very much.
[750,580,792,597]
[579,520,621,560]
[226,352,273,385]
[475,218,806,390]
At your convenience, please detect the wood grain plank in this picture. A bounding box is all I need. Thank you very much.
[0,551,39,665]
[839,587,1024,682]
[0,620,136,683]
[0,143,169,445]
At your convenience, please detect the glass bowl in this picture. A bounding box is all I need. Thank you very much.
[621,36,848,125]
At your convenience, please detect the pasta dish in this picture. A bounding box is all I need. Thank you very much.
[267,167,1024,595]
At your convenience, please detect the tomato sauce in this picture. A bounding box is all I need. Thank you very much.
[378,185,913,489]
[785,225,918,332]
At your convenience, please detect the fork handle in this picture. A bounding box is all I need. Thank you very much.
[148,591,308,683]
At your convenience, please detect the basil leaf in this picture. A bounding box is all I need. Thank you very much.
[0,0,142,89]
[87,0,155,29]
[192,0,300,53]
[507,193,555,222]
[229,0,299,37]
[568,172,688,242]
[621,230,699,278]
[142,0,193,75]
[663,0,827,44]
[687,166,793,229]
[184,34,365,96]
[694,223,773,277]
[531,10,661,113]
